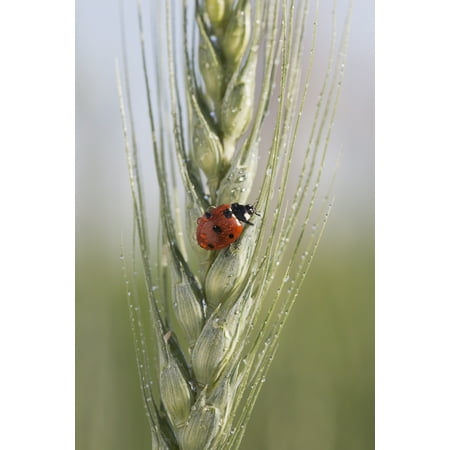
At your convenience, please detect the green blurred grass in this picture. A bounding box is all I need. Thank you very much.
[243,228,374,450]
[76,219,373,450]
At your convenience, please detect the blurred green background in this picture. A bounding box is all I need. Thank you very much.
[76,1,374,449]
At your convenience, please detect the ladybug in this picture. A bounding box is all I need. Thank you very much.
[196,203,258,250]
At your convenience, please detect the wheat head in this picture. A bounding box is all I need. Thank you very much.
[117,0,350,448]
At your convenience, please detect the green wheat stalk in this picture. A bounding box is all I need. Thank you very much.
[117,0,351,448]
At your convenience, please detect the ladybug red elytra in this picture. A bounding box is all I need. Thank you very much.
[196,203,258,250]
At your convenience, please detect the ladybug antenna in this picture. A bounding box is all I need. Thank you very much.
[248,203,261,217]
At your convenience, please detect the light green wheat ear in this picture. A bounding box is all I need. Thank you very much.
[117,0,351,448]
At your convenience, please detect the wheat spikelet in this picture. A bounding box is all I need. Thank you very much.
[117,0,351,448]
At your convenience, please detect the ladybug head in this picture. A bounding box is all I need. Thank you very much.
[231,203,259,225]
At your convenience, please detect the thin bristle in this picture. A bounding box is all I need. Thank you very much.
[118,0,351,448]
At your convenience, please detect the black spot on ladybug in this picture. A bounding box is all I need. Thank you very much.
[229,234,234,239]
[223,209,233,219]
[213,225,222,233]
[207,243,214,249]
[205,211,212,218]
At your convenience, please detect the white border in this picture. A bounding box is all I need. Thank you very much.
[0,2,74,449]
[377,1,450,449]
